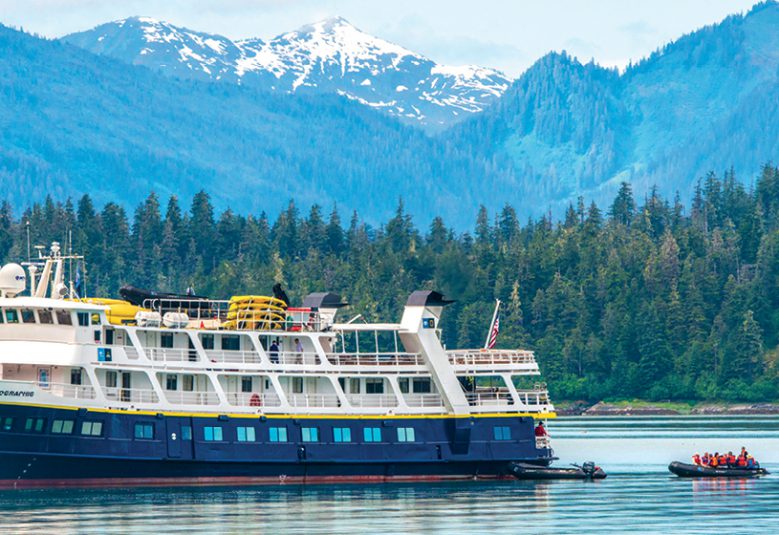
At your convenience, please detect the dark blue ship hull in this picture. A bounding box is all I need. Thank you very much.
[0,403,554,488]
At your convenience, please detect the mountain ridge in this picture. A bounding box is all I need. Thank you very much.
[62,16,510,131]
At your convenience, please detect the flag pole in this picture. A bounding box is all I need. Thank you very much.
[484,299,501,349]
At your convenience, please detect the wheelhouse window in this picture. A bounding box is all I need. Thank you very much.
[301,427,319,442]
[201,334,215,350]
[20,309,36,323]
[52,420,75,434]
[38,309,53,324]
[81,421,103,436]
[269,427,288,442]
[204,426,223,441]
[77,312,90,327]
[333,427,351,442]
[236,426,256,442]
[134,423,154,439]
[181,425,192,440]
[363,427,381,442]
[397,427,416,442]
[2,417,13,431]
[4,309,18,324]
[55,310,72,325]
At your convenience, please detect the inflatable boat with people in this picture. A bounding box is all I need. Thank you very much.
[669,449,769,478]
[668,461,768,478]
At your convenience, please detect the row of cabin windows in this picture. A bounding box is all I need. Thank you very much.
[1,308,76,326]
[178,334,241,351]
[337,378,432,395]
[1,418,439,445]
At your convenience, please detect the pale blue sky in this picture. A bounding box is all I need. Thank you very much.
[0,0,759,76]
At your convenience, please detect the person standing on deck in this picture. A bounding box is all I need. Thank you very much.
[269,340,280,364]
[535,421,548,437]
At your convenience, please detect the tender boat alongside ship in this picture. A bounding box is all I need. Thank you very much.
[0,243,560,488]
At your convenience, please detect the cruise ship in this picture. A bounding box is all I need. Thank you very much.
[0,243,555,488]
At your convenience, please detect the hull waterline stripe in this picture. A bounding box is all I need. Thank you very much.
[0,400,556,420]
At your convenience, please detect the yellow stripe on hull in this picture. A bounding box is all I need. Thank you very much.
[0,400,555,420]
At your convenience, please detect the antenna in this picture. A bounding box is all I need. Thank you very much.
[25,220,30,263]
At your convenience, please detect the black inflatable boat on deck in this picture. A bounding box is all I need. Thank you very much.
[509,462,607,480]
[669,461,769,478]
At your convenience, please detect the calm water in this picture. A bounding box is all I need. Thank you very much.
[1,416,777,534]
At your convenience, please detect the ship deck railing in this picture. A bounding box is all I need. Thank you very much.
[163,390,221,406]
[264,351,321,366]
[224,392,282,407]
[516,389,550,406]
[326,352,424,367]
[44,382,97,400]
[403,393,445,407]
[447,349,536,367]
[104,386,160,403]
[287,393,341,408]
[205,349,263,364]
[535,436,551,449]
[347,394,399,408]
[146,347,200,363]
[140,297,326,332]
[465,391,514,406]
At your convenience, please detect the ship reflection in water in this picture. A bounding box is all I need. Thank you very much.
[2,416,777,534]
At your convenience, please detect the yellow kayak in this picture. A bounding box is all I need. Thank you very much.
[229,295,286,307]
[226,310,286,321]
[222,319,283,330]
[228,302,286,313]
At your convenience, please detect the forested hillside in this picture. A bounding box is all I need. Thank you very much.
[2,166,778,402]
[448,1,779,213]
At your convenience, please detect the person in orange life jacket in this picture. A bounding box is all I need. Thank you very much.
[692,453,702,465]
[726,452,736,467]
[737,454,748,467]
[710,453,720,467]
[535,421,548,437]
[718,453,727,466]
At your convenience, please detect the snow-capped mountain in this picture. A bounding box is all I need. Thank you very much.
[62,16,510,129]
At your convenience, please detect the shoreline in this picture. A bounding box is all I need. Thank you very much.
[555,400,779,416]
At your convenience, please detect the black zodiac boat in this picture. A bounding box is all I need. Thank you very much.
[509,462,607,480]
[668,461,769,478]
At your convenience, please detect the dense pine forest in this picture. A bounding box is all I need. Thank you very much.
[2,166,779,403]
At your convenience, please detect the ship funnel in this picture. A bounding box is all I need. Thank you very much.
[0,263,26,298]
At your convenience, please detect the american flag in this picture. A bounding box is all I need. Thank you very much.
[487,312,500,349]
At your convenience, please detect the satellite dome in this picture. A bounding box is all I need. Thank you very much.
[0,263,26,298]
